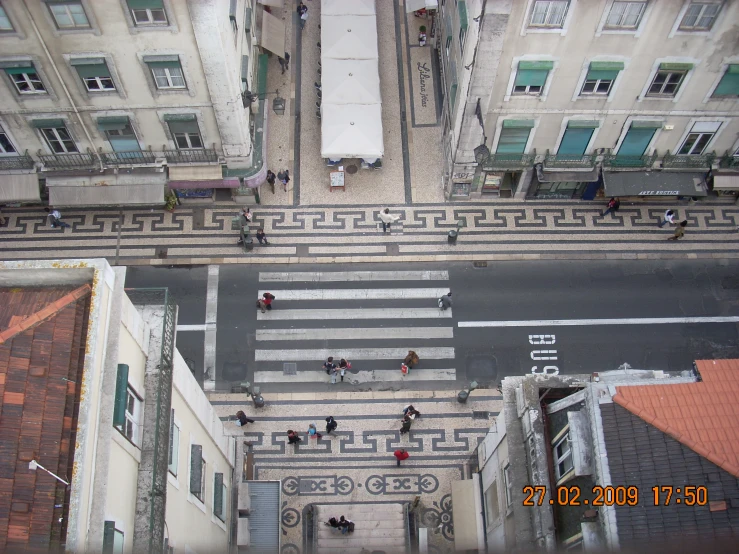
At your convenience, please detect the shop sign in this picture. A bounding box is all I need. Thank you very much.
[639,190,679,195]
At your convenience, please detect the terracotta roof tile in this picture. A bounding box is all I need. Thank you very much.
[614,359,739,478]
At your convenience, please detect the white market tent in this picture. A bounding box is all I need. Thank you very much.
[321,59,381,105]
[405,0,439,11]
[321,104,384,160]
[320,0,383,160]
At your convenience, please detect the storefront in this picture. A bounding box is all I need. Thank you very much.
[45,171,166,206]
[168,165,240,201]
[0,172,41,205]
[529,165,601,199]
[478,171,520,198]
[602,170,708,199]
[712,170,739,197]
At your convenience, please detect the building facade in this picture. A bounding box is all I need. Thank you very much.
[0,0,273,207]
[438,0,739,200]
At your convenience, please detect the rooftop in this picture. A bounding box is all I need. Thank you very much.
[0,285,91,550]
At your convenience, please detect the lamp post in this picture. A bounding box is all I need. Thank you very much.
[242,89,286,115]
[29,460,69,486]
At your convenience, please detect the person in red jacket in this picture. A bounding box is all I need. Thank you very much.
[394,448,410,466]
[262,292,275,310]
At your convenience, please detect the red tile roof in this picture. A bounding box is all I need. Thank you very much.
[0,286,91,550]
[613,359,739,478]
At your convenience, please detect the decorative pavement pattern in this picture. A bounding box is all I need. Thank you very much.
[210,391,501,554]
[1,202,738,265]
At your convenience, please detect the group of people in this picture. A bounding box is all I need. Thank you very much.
[400,404,421,435]
[323,357,351,384]
[266,169,290,194]
[325,515,354,534]
[287,416,339,444]
[601,198,689,240]
[238,207,269,247]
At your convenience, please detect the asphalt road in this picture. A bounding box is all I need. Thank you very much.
[124,260,739,391]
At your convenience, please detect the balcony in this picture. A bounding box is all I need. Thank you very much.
[602,150,659,169]
[662,150,715,170]
[0,150,35,171]
[481,150,536,171]
[38,149,98,170]
[103,150,158,166]
[543,150,597,169]
[718,151,739,169]
[162,148,219,164]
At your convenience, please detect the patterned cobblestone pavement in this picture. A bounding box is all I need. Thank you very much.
[1,202,737,265]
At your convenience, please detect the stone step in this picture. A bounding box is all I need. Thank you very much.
[319,512,405,523]
[317,526,406,538]
[317,548,407,554]
[316,537,407,548]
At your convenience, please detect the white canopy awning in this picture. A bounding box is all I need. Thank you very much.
[322,0,376,16]
[321,104,384,159]
[321,15,378,60]
[261,10,286,57]
[0,173,40,203]
[321,59,381,105]
[405,0,438,12]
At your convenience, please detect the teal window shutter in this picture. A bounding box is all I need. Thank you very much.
[96,116,130,132]
[458,1,468,31]
[713,65,739,97]
[164,114,198,134]
[567,120,599,129]
[496,127,532,154]
[617,126,656,156]
[102,521,116,554]
[244,7,252,32]
[586,61,623,81]
[558,128,594,156]
[127,0,164,9]
[113,364,129,427]
[5,66,36,75]
[190,444,203,496]
[659,62,693,72]
[31,118,64,128]
[143,55,180,69]
[214,473,224,518]
[73,61,111,80]
[515,69,548,87]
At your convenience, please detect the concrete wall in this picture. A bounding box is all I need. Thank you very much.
[165,349,234,553]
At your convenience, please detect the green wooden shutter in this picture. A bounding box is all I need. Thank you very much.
[113,364,129,427]
[515,62,552,87]
[558,128,594,156]
[96,117,129,132]
[102,521,116,554]
[190,444,203,495]
[586,61,623,81]
[143,55,181,69]
[497,125,532,154]
[617,126,656,156]
[214,473,224,517]
[72,59,111,80]
[5,66,36,75]
[31,119,64,128]
[458,1,468,32]
[713,65,739,97]
[127,0,164,8]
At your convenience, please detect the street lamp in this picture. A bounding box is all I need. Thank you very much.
[241,89,285,115]
[474,144,491,165]
[28,460,69,486]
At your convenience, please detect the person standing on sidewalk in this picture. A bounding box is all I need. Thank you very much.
[277,170,290,192]
[307,423,322,439]
[278,53,290,74]
[287,429,302,444]
[297,2,308,29]
[338,358,350,382]
[325,416,338,434]
[600,197,620,218]
[400,414,413,434]
[45,207,71,229]
[378,208,400,233]
[657,209,677,228]
[668,220,688,240]
[256,228,269,245]
[234,410,255,427]
[266,170,276,192]
[394,448,410,466]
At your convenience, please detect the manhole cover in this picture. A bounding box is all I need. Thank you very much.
[473,411,490,419]
[283,362,297,375]
[473,261,487,268]
[346,164,358,174]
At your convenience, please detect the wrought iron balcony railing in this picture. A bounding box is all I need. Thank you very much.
[0,150,35,170]
[543,150,597,169]
[718,151,739,169]
[37,149,98,170]
[662,150,715,170]
[103,150,158,166]
[602,149,659,169]
[162,148,219,164]
[481,150,536,170]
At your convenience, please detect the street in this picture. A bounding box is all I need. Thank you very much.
[123,259,739,392]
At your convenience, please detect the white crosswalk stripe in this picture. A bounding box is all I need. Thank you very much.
[253,270,457,387]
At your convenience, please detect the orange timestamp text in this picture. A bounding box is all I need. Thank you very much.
[523,485,708,507]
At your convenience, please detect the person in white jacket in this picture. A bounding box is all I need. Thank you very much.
[378,208,400,233]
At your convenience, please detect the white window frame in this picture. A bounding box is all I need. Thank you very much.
[704,59,739,103]
[172,127,204,150]
[638,58,698,103]
[612,116,663,155]
[84,75,116,92]
[580,76,615,96]
[0,4,13,31]
[528,1,570,28]
[553,431,574,481]
[10,70,46,95]
[112,528,124,553]
[131,7,168,26]
[484,481,500,528]
[677,1,722,31]
[48,2,90,29]
[187,437,207,512]
[40,125,79,154]
[123,386,143,446]
[169,418,180,477]
[151,66,186,90]
[0,123,18,155]
[646,70,687,97]
[604,1,646,29]
[503,464,513,507]
[551,116,604,157]
[213,475,227,522]
[669,1,723,37]
[504,56,559,102]
[491,117,538,154]
[571,57,628,103]
[596,0,653,36]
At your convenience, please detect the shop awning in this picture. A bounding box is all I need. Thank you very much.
[406,0,439,11]
[169,179,240,189]
[169,165,223,180]
[261,10,286,57]
[536,166,600,183]
[604,171,707,197]
[451,477,484,552]
[713,172,739,191]
[49,183,164,206]
[0,173,40,203]
[257,0,283,6]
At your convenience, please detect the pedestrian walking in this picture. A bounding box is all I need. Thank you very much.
[329,365,339,384]
[438,291,452,310]
[403,405,421,419]
[325,416,338,434]
[266,169,276,192]
[307,423,322,439]
[45,207,71,228]
[256,297,267,313]
[278,53,291,74]
[657,209,677,228]
[338,358,350,382]
[277,170,290,192]
[262,292,275,310]
[600,197,620,218]
[400,414,413,434]
[242,207,253,223]
[668,220,688,240]
[287,429,302,444]
[256,228,269,245]
[325,516,340,530]
[297,2,308,29]
[403,350,419,369]
[378,208,400,233]
[394,448,410,466]
[234,410,255,427]
[323,356,337,374]
[338,516,354,534]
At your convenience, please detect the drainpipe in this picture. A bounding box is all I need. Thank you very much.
[20,2,105,172]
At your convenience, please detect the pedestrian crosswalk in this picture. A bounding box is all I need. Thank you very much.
[253,270,457,387]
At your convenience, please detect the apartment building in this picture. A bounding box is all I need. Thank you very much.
[0,259,235,553]
[438,0,739,200]
[0,0,278,207]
